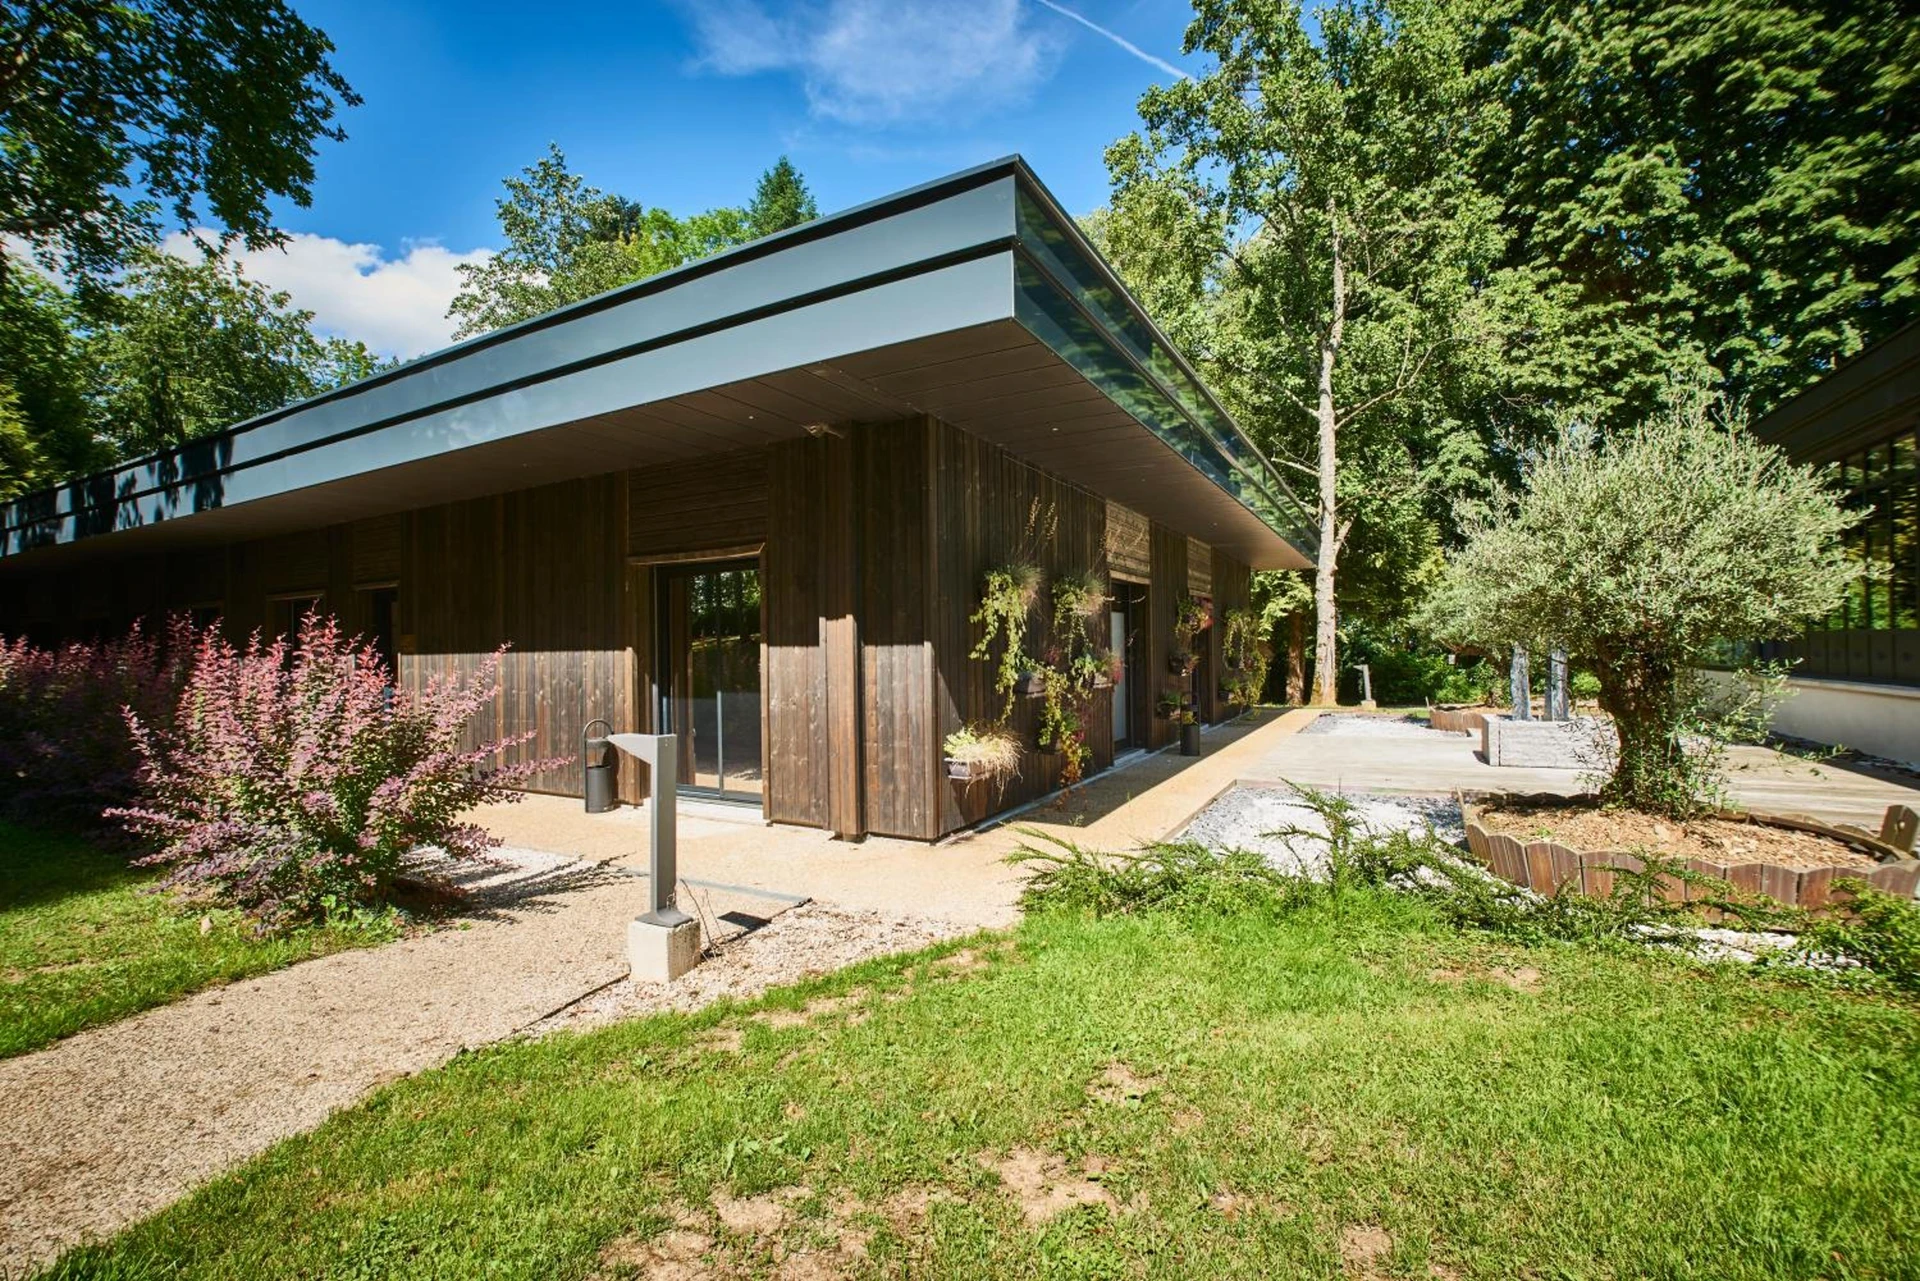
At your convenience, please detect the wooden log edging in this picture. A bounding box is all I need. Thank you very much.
[1460,794,1920,911]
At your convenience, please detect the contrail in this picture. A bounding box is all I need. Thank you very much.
[1033,0,1192,81]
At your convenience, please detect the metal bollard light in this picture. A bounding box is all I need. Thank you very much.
[582,718,617,814]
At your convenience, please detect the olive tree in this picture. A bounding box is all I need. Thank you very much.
[1425,387,1852,815]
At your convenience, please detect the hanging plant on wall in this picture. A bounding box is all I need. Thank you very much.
[1169,593,1209,676]
[1219,607,1272,710]
[1034,573,1115,788]
[969,563,1043,717]
[1054,570,1107,623]
[943,724,1022,786]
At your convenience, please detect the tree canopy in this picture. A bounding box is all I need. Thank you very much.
[1472,0,1920,428]
[0,251,386,495]
[1101,0,1529,703]
[448,147,820,339]
[0,0,358,291]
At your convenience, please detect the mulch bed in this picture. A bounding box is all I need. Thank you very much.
[1475,803,1881,871]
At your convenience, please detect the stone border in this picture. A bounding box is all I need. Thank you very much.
[1460,793,1920,910]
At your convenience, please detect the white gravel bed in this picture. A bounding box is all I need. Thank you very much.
[1179,784,1464,877]
[527,903,972,1035]
[1299,712,1437,738]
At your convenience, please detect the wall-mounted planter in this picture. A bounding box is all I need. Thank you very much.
[1013,671,1047,697]
[1091,674,1113,690]
[1168,652,1196,675]
[1461,794,1920,911]
[946,757,987,782]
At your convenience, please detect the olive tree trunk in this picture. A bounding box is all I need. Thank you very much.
[1593,651,1707,816]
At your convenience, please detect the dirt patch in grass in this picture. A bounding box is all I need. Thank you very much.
[712,1185,808,1235]
[978,1146,1119,1224]
[697,1026,744,1053]
[1340,1223,1394,1278]
[1087,1060,1159,1105]
[753,989,869,1031]
[1476,803,1881,869]
[1429,964,1542,993]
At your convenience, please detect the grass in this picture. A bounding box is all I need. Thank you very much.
[40,892,1920,1280]
[0,822,398,1058]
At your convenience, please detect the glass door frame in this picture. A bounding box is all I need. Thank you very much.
[652,556,765,804]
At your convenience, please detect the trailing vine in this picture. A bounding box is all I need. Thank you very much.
[1170,593,1209,675]
[1219,607,1272,709]
[1036,576,1109,786]
[969,563,1042,717]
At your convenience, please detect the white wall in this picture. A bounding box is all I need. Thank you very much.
[1706,671,1920,767]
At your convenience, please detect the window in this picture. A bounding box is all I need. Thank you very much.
[359,585,400,677]
[268,593,324,642]
[1770,427,1920,683]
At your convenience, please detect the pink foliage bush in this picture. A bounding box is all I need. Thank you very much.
[0,619,197,830]
[109,615,553,927]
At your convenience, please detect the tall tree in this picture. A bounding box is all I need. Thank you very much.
[87,249,386,458]
[0,270,103,490]
[0,0,358,291]
[449,146,822,339]
[1472,0,1920,425]
[745,157,819,240]
[1106,0,1517,704]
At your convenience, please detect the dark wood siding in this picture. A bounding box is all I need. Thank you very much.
[396,473,632,798]
[929,416,1114,835]
[628,450,768,557]
[1146,525,1187,750]
[764,435,838,831]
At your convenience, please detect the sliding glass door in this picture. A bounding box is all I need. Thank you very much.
[655,560,763,801]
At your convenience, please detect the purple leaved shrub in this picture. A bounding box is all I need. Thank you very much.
[0,619,198,831]
[109,614,553,927]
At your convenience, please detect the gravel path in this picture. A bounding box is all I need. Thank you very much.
[530,904,970,1036]
[1180,784,1464,877]
[1299,712,1437,738]
[0,848,953,1273]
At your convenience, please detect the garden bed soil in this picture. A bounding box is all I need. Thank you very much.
[1475,803,1881,870]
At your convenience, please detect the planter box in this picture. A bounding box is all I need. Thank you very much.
[1013,672,1046,697]
[1180,723,1202,756]
[1168,653,1196,675]
[946,757,986,782]
[1480,714,1614,768]
[1460,794,1920,911]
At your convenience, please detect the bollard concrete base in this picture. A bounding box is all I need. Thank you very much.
[628,915,701,983]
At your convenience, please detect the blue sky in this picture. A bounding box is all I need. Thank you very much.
[222,0,1203,357]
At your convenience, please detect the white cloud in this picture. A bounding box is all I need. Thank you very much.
[684,0,1063,126]
[162,230,493,359]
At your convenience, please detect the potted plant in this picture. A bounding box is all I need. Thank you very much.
[1168,649,1197,676]
[1054,570,1107,622]
[943,724,1022,784]
[1176,709,1201,756]
[1155,690,1184,719]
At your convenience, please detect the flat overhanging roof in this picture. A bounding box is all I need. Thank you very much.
[0,157,1312,572]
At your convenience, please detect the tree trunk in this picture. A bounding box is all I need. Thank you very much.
[1594,652,1703,817]
[1286,611,1307,704]
[1309,213,1347,706]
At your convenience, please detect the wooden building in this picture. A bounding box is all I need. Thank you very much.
[0,159,1312,840]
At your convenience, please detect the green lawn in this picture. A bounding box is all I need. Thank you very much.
[0,822,396,1058]
[41,893,1920,1280]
